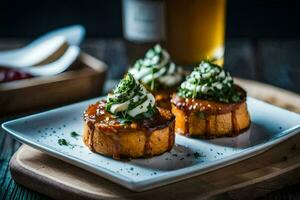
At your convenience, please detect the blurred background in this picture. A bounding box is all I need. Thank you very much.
[1,0,300,38]
[1,0,300,93]
[1,1,300,199]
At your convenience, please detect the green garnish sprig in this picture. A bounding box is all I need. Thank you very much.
[129,44,183,90]
[106,73,157,123]
[178,60,242,103]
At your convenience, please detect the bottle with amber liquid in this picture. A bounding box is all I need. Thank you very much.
[165,0,226,66]
[122,0,166,65]
[123,0,226,66]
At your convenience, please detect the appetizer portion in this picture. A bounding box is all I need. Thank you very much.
[171,61,250,138]
[83,73,175,159]
[129,44,184,109]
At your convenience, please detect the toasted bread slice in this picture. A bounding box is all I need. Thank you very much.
[83,101,175,159]
[171,87,250,138]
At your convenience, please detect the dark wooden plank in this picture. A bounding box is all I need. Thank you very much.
[224,39,257,80]
[0,128,48,200]
[256,40,300,94]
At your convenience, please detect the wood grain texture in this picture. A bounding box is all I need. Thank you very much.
[9,133,300,200]
[0,131,49,200]
[235,78,300,113]
[0,52,107,117]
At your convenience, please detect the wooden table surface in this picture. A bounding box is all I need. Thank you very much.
[1,39,300,200]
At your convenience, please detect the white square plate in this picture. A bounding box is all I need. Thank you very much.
[2,97,300,191]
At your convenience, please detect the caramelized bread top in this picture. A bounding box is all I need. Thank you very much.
[84,100,175,133]
[171,85,247,115]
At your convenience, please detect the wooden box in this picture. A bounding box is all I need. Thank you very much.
[0,52,107,117]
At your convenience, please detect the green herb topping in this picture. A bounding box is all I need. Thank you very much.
[129,44,183,90]
[106,73,157,121]
[178,60,242,103]
[58,138,76,149]
[70,131,79,138]
[58,138,68,146]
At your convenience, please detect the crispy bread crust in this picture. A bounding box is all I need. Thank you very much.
[171,86,251,138]
[83,103,175,159]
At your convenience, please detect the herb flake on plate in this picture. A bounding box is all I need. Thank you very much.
[58,138,76,149]
[70,131,80,138]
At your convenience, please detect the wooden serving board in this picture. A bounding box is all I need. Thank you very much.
[10,137,300,200]
[9,79,300,200]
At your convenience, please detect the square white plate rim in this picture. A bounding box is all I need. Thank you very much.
[2,97,300,191]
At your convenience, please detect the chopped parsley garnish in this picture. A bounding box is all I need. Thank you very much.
[105,73,157,122]
[70,131,79,138]
[193,152,202,159]
[58,138,76,149]
[178,60,242,103]
[58,138,68,146]
[129,44,183,90]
